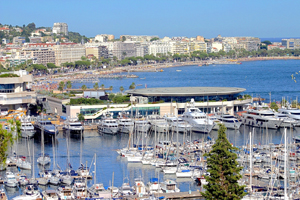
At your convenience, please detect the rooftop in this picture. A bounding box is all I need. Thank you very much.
[126,87,245,97]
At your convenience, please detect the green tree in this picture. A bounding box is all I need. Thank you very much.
[93,82,99,90]
[58,81,65,93]
[109,86,113,91]
[100,84,105,90]
[122,36,126,42]
[201,124,245,200]
[119,86,124,93]
[129,82,136,89]
[77,113,85,121]
[108,93,115,101]
[150,37,160,42]
[270,102,279,111]
[66,81,72,90]
[0,119,21,167]
[81,84,87,91]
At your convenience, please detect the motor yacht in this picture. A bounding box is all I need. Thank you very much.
[98,118,119,135]
[63,118,84,135]
[181,106,214,134]
[160,179,180,193]
[147,178,163,194]
[20,118,35,138]
[165,116,192,133]
[134,120,151,134]
[57,186,72,200]
[0,189,7,200]
[216,114,242,129]
[241,109,282,129]
[4,172,18,187]
[34,119,58,137]
[88,183,111,199]
[118,118,134,134]
[12,184,41,200]
[42,190,59,200]
[147,114,169,133]
[278,108,300,120]
[275,113,300,127]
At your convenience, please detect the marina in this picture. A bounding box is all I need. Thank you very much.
[2,60,300,199]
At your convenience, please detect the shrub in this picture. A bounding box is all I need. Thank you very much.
[0,73,19,78]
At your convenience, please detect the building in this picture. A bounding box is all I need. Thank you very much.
[47,86,250,120]
[196,36,205,42]
[52,22,68,36]
[282,39,300,50]
[29,37,42,43]
[12,37,25,44]
[94,34,115,42]
[85,46,109,59]
[53,43,85,66]
[267,44,286,50]
[0,70,36,111]
[27,48,55,66]
[135,42,149,57]
[112,42,136,60]
[211,42,223,52]
[148,41,172,56]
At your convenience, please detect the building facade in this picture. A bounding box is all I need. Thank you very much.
[0,70,36,111]
[53,44,85,66]
[112,42,136,60]
[52,22,68,36]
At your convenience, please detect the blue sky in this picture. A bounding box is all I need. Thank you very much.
[1,0,299,39]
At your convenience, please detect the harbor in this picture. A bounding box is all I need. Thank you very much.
[2,60,300,199]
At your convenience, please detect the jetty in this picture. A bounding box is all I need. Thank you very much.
[124,191,203,200]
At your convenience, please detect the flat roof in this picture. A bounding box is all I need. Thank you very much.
[126,87,246,97]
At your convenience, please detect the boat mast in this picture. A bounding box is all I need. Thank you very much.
[250,129,252,195]
[284,128,287,199]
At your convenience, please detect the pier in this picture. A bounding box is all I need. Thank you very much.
[124,191,203,200]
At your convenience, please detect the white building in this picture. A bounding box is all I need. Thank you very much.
[148,41,172,56]
[53,44,85,66]
[0,70,36,112]
[52,23,68,36]
[211,42,223,52]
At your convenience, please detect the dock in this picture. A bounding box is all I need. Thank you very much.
[124,191,203,199]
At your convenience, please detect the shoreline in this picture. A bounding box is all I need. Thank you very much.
[237,56,300,62]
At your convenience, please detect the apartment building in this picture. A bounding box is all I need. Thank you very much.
[135,43,149,57]
[112,42,136,60]
[148,41,172,56]
[120,35,158,42]
[0,70,36,111]
[53,44,85,66]
[52,22,68,36]
[282,39,300,49]
[12,37,25,44]
[189,41,207,52]
[86,46,109,59]
[94,34,115,42]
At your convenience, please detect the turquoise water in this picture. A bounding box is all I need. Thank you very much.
[73,60,300,102]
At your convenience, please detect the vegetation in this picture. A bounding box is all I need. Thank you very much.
[81,85,87,91]
[150,37,160,42]
[70,98,104,105]
[0,73,19,78]
[270,102,279,111]
[58,81,65,93]
[46,63,59,69]
[0,119,21,166]
[77,113,85,121]
[119,86,124,93]
[201,124,245,200]
[111,94,130,104]
[129,82,136,89]
[66,81,72,90]
[93,82,99,90]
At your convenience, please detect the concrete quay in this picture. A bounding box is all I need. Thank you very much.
[124,191,203,200]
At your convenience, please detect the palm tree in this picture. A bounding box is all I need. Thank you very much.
[100,84,105,90]
[119,86,124,93]
[93,82,99,90]
[109,86,113,91]
[66,81,72,90]
[58,81,65,93]
[81,84,87,92]
[129,82,136,89]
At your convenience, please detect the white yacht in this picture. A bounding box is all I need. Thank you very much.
[275,113,300,127]
[4,172,18,187]
[241,109,283,129]
[63,118,84,135]
[20,118,36,138]
[57,186,72,200]
[165,116,192,133]
[88,183,111,199]
[134,120,151,134]
[118,118,134,134]
[160,179,180,193]
[181,105,214,134]
[146,178,162,194]
[278,108,300,120]
[147,114,169,133]
[37,153,51,165]
[12,185,42,200]
[98,118,119,135]
[216,114,242,129]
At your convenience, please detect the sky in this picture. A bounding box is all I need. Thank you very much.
[1,0,299,39]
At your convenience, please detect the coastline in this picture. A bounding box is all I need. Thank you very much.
[237,56,300,62]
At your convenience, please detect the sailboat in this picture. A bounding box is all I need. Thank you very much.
[37,127,51,165]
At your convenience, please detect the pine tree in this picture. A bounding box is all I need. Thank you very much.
[201,124,246,200]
